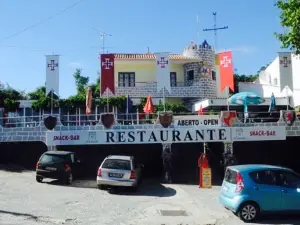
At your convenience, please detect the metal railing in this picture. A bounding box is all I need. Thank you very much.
[0,111,296,128]
[116,81,204,88]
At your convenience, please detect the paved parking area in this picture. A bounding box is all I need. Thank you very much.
[0,167,299,225]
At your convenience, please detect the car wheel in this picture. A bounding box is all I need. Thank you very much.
[65,173,73,185]
[36,176,43,183]
[97,184,104,190]
[237,202,259,222]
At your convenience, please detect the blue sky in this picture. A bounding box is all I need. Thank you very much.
[0,0,283,98]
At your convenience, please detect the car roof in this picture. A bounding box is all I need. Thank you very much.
[105,155,132,160]
[44,151,73,155]
[228,164,293,173]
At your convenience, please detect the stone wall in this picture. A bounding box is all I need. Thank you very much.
[1,116,300,144]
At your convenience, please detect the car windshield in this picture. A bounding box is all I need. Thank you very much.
[40,154,66,164]
[102,159,131,170]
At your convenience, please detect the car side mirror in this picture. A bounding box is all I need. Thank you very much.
[140,164,144,168]
[76,160,81,163]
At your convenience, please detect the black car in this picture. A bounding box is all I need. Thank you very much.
[36,151,82,184]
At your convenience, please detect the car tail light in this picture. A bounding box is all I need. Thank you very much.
[130,171,136,179]
[97,168,102,177]
[235,172,244,193]
[64,164,71,172]
[36,162,39,169]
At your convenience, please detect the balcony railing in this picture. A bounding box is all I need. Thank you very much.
[0,111,297,128]
[116,81,198,88]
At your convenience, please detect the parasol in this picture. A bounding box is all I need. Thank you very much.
[228,92,265,119]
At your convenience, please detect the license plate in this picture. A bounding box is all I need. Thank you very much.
[109,173,123,178]
[46,167,57,171]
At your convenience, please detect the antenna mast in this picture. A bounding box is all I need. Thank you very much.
[203,12,228,52]
[100,31,112,53]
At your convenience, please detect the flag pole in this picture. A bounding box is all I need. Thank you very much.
[285,85,288,110]
[126,95,129,120]
[163,87,166,112]
[106,90,109,112]
[51,90,53,115]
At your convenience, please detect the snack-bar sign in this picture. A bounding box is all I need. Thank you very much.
[47,127,231,146]
[232,126,286,141]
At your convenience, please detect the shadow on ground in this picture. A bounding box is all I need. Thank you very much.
[44,178,177,197]
[0,164,33,173]
[256,214,300,225]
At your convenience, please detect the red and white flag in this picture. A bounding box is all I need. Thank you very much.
[100,54,115,96]
[218,51,234,92]
[155,53,171,93]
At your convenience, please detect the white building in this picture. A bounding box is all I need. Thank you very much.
[239,52,300,107]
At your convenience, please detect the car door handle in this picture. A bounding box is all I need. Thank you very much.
[282,189,287,193]
[254,186,259,190]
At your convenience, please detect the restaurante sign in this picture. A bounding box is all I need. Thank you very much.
[46,127,231,146]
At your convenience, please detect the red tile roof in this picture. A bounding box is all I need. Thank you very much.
[114,54,200,60]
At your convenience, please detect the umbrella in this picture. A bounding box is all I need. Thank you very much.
[228,92,265,119]
[85,87,92,115]
[198,105,204,115]
[143,96,154,113]
[268,93,276,113]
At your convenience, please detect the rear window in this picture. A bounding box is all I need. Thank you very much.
[40,154,67,164]
[102,159,131,170]
[224,169,238,184]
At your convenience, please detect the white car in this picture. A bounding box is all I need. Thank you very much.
[97,155,143,191]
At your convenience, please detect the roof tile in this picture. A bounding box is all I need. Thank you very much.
[114,54,200,60]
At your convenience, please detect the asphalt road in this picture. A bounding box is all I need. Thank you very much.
[0,165,299,225]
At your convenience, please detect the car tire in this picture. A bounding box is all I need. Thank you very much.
[36,176,43,183]
[65,173,73,185]
[237,202,259,223]
[97,184,104,190]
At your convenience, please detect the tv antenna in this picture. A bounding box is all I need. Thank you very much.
[92,28,112,53]
[203,12,228,51]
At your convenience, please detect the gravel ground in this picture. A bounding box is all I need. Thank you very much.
[0,166,299,225]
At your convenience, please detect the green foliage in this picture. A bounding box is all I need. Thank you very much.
[73,69,89,95]
[275,0,300,54]
[232,73,259,94]
[27,86,46,100]
[3,99,20,112]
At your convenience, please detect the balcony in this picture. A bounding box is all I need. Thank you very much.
[108,80,217,98]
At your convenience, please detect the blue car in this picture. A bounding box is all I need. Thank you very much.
[219,164,300,222]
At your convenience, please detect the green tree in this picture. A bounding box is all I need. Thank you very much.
[73,68,89,95]
[275,0,300,54]
[232,73,259,94]
[27,86,46,100]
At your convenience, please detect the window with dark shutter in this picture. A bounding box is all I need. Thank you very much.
[118,72,135,87]
[170,72,177,87]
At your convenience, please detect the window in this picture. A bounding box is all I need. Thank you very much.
[187,70,194,86]
[170,72,177,87]
[279,171,300,188]
[102,159,131,170]
[118,72,135,87]
[249,170,277,186]
[187,70,194,81]
[224,169,238,184]
[40,154,67,164]
[211,71,216,81]
[274,78,278,85]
